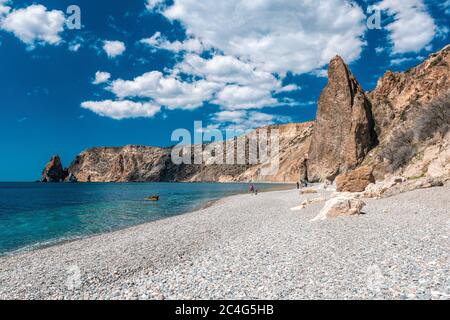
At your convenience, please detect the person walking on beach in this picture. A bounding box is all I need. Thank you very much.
[300,179,308,188]
[296,182,300,189]
[249,184,255,194]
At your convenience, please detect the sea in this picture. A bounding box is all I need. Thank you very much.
[0,182,292,256]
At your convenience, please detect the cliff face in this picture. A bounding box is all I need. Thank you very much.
[368,45,450,140]
[67,146,173,182]
[42,45,449,185]
[60,122,314,183]
[235,123,314,183]
[363,45,450,180]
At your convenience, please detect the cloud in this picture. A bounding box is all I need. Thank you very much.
[163,0,366,75]
[175,54,280,90]
[145,0,166,11]
[442,0,450,15]
[276,84,300,93]
[106,53,292,111]
[175,53,295,110]
[103,40,126,58]
[377,0,436,54]
[86,0,371,123]
[93,71,111,85]
[68,36,84,52]
[375,47,385,54]
[140,32,204,53]
[81,100,161,120]
[90,0,434,127]
[390,55,424,66]
[0,0,10,17]
[68,42,81,52]
[212,110,291,131]
[109,71,222,110]
[0,4,65,47]
[213,85,278,110]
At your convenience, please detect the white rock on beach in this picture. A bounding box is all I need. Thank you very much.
[311,195,366,221]
[363,176,407,198]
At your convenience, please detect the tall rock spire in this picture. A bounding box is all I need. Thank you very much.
[41,155,68,182]
[307,56,377,182]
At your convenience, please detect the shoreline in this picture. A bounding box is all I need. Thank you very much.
[1,185,448,299]
[1,182,295,258]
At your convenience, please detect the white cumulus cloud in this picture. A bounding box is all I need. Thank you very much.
[377,0,436,54]
[103,40,126,58]
[276,84,300,93]
[145,0,166,11]
[93,71,111,85]
[109,71,222,110]
[81,100,161,120]
[213,85,278,110]
[141,32,204,53]
[163,0,367,75]
[1,4,65,47]
[175,54,281,90]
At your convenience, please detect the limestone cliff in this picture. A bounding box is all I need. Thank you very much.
[363,45,450,181]
[59,122,313,183]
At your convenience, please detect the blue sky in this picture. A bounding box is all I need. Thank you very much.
[0,0,448,181]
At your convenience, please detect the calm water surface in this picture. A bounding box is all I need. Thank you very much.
[0,182,292,255]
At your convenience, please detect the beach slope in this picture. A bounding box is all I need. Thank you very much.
[0,186,449,300]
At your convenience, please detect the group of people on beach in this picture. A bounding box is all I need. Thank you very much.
[249,179,308,195]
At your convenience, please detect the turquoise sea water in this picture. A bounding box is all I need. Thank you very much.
[0,182,291,255]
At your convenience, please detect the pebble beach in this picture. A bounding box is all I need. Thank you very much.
[0,185,449,300]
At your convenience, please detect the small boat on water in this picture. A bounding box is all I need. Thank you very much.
[145,195,160,202]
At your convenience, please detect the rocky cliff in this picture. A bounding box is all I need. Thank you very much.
[42,45,449,186]
[364,44,450,181]
[44,122,314,183]
[306,44,449,184]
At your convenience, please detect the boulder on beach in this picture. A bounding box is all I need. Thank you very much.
[364,175,445,198]
[311,195,366,221]
[336,166,375,192]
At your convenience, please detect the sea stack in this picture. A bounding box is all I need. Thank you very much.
[306,55,378,182]
[41,155,68,182]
